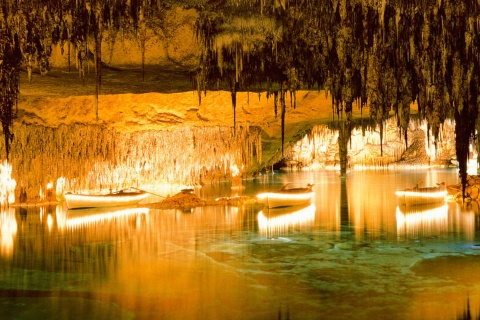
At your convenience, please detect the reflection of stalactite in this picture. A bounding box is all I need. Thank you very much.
[340,178,349,229]
[280,87,286,157]
[338,120,351,177]
[455,104,477,201]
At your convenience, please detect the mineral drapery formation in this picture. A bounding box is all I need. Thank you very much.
[0,0,479,198]
[0,110,458,203]
[3,124,261,202]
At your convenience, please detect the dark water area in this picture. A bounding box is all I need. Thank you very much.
[1,168,480,320]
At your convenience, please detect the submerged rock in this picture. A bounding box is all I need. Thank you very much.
[448,175,480,202]
[147,190,256,209]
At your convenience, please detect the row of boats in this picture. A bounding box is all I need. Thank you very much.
[256,181,448,209]
[63,181,447,210]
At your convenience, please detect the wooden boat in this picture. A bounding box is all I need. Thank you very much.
[395,182,447,206]
[256,183,314,208]
[65,189,149,210]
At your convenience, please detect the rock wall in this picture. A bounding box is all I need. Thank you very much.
[282,118,457,170]
[0,115,459,204]
[4,124,261,202]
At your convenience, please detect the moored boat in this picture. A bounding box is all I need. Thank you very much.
[395,182,447,206]
[65,189,149,210]
[256,183,314,208]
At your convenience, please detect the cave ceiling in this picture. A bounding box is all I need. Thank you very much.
[0,0,479,186]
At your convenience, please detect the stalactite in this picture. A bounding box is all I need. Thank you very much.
[0,124,263,201]
[2,0,480,195]
[280,87,286,157]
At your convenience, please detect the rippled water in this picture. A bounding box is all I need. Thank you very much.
[1,168,480,320]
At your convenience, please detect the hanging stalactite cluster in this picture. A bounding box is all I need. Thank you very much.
[193,0,480,198]
[0,0,168,159]
[0,0,479,197]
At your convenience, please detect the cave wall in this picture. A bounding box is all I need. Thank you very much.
[0,116,459,203]
[4,124,261,202]
[283,118,457,170]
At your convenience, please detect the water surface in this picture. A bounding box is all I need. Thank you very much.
[1,168,480,320]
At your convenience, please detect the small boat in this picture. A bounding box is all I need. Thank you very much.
[395,182,447,206]
[256,183,314,208]
[65,189,149,210]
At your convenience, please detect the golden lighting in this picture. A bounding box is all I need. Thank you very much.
[396,203,448,238]
[256,191,314,209]
[395,189,447,206]
[65,191,150,209]
[56,177,66,201]
[257,203,315,237]
[62,207,149,230]
[0,161,16,206]
[47,214,53,231]
[0,207,17,258]
[231,164,241,177]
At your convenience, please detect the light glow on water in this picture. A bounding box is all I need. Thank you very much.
[0,208,16,258]
[257,203,315,237]
[1,169,479,320]
[60,207,149,230]
[0,161,16,206]
[396,203,449,238]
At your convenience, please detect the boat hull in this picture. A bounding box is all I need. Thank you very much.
[65,191,149,210]
[256,191,314,208]
[395,189,447,206]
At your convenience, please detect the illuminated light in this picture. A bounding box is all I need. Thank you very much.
[258,204,315,237]
[0,161,16,206]
[256,191,314,208]
[39,186,45,201]
[55,204,67,229]
[396,203,448,238]
[231,164,240,177]
[0,208,17,258]
[65,190,149,209]
[395,189,447,206]
[47,214,53,231]
[56,177,66,201]
[64,207,149,229]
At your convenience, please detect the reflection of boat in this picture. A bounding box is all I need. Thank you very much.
[62,206,149,229]
[65,189,149,209]
[257,203,316,236]
[256,183,314,208]
[395,182,447,206]
[396,202,448,238]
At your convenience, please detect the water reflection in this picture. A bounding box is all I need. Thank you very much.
[340,177,349,230]
[2,169,480,320]
[396,203,449,239]
[257,203,315,237]
[0,207,16,258]
[57,206,149,230]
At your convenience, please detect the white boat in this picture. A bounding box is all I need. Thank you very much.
[65,189,149,210]
[395,182,447,206]
[256,183,314,208]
